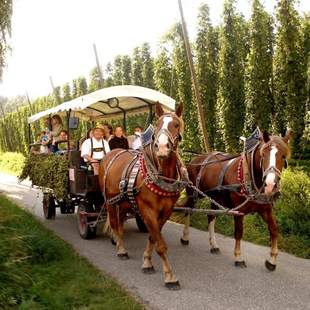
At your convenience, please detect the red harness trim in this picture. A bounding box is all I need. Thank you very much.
[139,155,180,197]
[237,156,246,195]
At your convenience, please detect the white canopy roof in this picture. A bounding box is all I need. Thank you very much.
[28,85,176,124]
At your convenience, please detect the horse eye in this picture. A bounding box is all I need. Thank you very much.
[174,123,179,128]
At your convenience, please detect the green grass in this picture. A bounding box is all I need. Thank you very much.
[0,152,25,176]
[0,195,144,310]
[190,213,310,259]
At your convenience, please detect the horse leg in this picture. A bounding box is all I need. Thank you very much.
[208,214,220,254]
[234,215,246,267]
[260,209,278,271]
[180,188,195,245]
[108,205,129,259]
[181,213,191,245]
[142,236,156,274]
[142,208,180,289]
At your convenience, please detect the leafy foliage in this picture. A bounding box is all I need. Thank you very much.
[0,0,12,80]
[196,3,219,149]
[273,0,308,157]
[244,0,274,134]
[19,154,69,199]
[216,0,248,153]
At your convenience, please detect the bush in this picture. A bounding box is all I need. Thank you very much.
[19,154,69,199]
[0,152,25,176]
[274,169,310,239]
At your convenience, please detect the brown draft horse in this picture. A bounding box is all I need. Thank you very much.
[99,102,184,290]
[180,129,291,271]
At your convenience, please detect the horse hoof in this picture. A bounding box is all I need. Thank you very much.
[210,248,220,254]
[111,238,116,246]
[117,253,129,260]
[142,266,155,274]
[180,238,189,246]
[235,261,247,268]
[265,260,276,271]
[165,281,181,290]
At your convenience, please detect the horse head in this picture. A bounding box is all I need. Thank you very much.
[259,129,292,196]
[153,102,184,159]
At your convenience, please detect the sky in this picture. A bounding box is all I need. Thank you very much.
[0,0,309,100]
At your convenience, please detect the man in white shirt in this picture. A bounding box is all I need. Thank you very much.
[81,127,110,175]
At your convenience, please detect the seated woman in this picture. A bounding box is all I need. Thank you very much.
[80,127,110,175]
[109,126,129,150]
[49,114,64,153]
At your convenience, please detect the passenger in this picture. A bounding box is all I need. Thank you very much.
[128,126,143,150]
[49,115,63,153]
[54,130,75,154]
[80,127,110,175]
[79,128,94,149]
[109,126,129,150]
[101,123,113,142]
[31,131,48,154]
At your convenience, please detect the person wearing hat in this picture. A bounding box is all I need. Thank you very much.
[80,127,110,175]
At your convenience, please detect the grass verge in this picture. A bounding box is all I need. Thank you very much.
[0,152,25,176]
[0,195,144,310]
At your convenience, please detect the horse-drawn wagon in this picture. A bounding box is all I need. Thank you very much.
[25,85,176,239]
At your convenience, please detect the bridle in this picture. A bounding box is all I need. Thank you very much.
[153,114,182,151]
[258,143,288,194]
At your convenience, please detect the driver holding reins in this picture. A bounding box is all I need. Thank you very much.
[81,127,110,175]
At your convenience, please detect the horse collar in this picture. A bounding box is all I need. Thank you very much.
[139,154,181,197]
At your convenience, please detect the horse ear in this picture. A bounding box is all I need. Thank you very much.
[260,129,270,143]
[283,128,292,144]
[175,102,184,117]
[155,102,164,118]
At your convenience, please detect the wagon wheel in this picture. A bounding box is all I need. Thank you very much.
[77,201,97,239]
[135,214,148,233]
[42,194,56,220]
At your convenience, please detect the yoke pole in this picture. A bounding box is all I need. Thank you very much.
[178,0,211,153]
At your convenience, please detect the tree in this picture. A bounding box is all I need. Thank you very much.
[112,55,123,85]
[131,47,143,86]
[141,42,154,88]
[53,86,61,104]
[163,23,202,151]
[154,46,173,96]
[0,0,12,80]
[216,0,248,152]
[104,62,114,87]
[72,79,78,98]
[88,67,102,92]
[76,76,88,96]
[122,55,131,85]
[274,0,307,157]
[244,0,274,134]
[195,3,219,149]
[62,83,71,101]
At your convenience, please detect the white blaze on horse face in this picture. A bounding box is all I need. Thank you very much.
[157,116,173,156]
[265,145,278,194]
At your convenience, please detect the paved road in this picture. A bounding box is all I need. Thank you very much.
[0,173,309,310]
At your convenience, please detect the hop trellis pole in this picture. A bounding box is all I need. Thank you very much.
[178,0,211,153]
